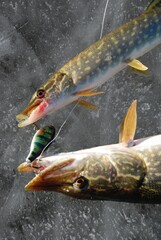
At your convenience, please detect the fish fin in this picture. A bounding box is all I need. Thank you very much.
[119,100,137,146]
[127,59,148,71]
[75,89,104,97]
[145,0,161,12]
[76,99,97,110]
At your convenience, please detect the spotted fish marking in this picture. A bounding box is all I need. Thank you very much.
[16,0,161,127]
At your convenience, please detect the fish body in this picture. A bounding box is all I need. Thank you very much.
[26,126,55,163]
[16,0,161,127]
[18,134,161,203]
[17,100,161,203]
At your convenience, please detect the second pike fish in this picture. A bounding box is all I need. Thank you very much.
[18,100,161,203]
[17,0,161,127]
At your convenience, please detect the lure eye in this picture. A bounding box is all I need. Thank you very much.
[37,89,46,99]
[73,176,89,190]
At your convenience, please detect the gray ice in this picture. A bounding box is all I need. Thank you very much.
[0,0,161,240]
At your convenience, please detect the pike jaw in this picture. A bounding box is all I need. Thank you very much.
[16,86,52,127]
[16,82,62,127]
[26,154,92,199]
[16,72,78,127]
[16,99,51,127]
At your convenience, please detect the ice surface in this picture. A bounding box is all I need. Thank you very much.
[1,0,161,239]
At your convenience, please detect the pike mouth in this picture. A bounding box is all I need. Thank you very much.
[17,160,47,173]
[16,113,28,127]
[16,100,49,127]
[18,158,76,191]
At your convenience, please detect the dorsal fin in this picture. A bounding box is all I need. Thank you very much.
[145,0,161,12]
[119,100,137,146]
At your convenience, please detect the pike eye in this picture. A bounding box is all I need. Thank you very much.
[37,89,45,99]
[73,176,88,190]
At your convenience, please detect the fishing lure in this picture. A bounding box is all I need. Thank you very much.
[26,125,55,163]
[16,0,161,127]
[18,100,161,203]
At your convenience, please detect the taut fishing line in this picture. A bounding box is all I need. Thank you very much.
[100,0,110,39]
[0,21,29,44]
[39,0,110,158]
[39,102,79,157]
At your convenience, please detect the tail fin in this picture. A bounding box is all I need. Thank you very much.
[145,0,161,12]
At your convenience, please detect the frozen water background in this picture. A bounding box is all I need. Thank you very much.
[0,0,161,239]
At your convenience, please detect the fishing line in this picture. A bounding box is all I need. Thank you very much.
[100,0,110,39]
[38,0,109,159]
[0,21,29,44]
[39,102,79,157]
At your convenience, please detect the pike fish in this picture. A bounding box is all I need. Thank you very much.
[18,100,161,203]
[16,0,161,127]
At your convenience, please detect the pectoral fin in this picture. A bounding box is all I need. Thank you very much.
[75,89,104,97]
[119,100,137,146]
[127,59,148,71]
[76,99,97,110]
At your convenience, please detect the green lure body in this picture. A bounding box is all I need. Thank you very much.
[26,126,55,163]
